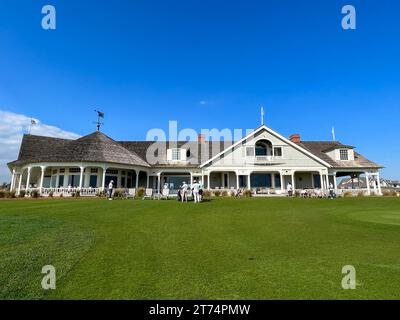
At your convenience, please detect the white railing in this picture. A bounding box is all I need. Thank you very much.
[39,187,101,197]
[246,156,283,164]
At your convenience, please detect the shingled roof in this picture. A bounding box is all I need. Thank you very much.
[119,141,234,167]
[296,141,382,169]
[8,131,149,168]
[8,131,382,170]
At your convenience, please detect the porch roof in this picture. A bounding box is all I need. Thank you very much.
[8,131,150,168]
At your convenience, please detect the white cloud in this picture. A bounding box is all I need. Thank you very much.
[199,100,207,105]
[0,110,80,183]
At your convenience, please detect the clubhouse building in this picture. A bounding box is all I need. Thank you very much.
[8,125,383,197]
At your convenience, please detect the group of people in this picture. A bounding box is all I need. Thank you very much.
[176,180,204,203]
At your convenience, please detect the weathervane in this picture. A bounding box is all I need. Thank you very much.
[94,110,104,131]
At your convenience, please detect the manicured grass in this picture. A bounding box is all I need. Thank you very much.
[0,197,400,300]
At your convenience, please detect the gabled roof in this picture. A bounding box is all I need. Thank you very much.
[199,125,333,168]
[297,141,382,169]
[9,131,150,168]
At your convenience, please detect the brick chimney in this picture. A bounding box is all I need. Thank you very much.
[289,134,301,143]
[198,134,205,143]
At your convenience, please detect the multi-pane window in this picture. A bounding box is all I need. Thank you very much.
[106,169,118,175]
[91,168,98,173]
[340,149,349,161]
[69,168,80,173]
[172,148,181,161]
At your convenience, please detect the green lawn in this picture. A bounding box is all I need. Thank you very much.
[1,197,400,300]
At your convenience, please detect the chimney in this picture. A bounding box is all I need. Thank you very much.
[289,134,301,143]
[198,134,205,143]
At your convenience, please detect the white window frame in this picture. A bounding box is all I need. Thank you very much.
[171,148,181,161]
[339,149,349,161]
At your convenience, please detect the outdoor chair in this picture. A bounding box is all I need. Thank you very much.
[127,188,136,199]
[143,188,153,200]
[160,188,170,200]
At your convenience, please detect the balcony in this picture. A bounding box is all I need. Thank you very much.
[246,156,283,164]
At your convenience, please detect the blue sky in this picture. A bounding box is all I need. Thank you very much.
[0,0,399,180]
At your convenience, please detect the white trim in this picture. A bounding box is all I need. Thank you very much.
[200,125,332,168]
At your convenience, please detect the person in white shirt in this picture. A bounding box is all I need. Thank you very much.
[108,180,114,199]
[287,182,293,197]
[192,180,201,203]
[329,183,335,199]
[181,182,188,202]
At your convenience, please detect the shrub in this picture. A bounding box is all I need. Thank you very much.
[136,187,145,198]
[343,191,353,197]
[221,190,228,197]
[229,190,235,197]
[59,193,64,198]
[357,191,365,197]
[0,190,5,198]
[242,189,252,197]
[19,190,26,198]
[31,189,39,198]
[96,190,105,197]
[214,190,221,197]
[74,190,80,198]
[7,191,16,199]
[202,190,211,198]
[113,188,126,199]
[48,191,54,198]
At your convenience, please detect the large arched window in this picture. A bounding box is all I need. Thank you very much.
[255,139,273,156]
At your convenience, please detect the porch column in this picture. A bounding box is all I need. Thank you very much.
[320,173,324,190]
[248,174,251,190]
[271,173,275,189]
[157,173,161,196]
[291,173,295,190]
[135,170,140,190]
[10,169,16,191]
[79,166,85,189]
[376,172,382,195]
[102,167,107,190]
[190,173,194,186]
[17,172,23,195]
[146,172,150,188]
[236,172,239,189]
[26,167,32,191]
[280,172,284,192]
[39,166,46,195]
[333,173,337,190]
[325,175,330,189]
[365,172,371,195]
[207,173,210,190]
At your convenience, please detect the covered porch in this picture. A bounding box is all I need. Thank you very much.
[10,162,150,197]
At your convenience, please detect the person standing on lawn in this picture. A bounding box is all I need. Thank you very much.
[181,181,188,202]
[192,179,201,203]
[287,182,293,197]
[108,180,114,200]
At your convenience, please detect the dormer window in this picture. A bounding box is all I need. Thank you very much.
[340,149,349,161]
[167,148,187,162]
[172,148,181,161]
